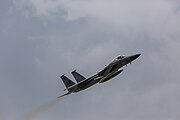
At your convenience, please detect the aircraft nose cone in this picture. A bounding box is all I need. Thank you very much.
[130,53,141,61]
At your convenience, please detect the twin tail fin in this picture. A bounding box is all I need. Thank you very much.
[71,70,86,82]
[60,75,75,88]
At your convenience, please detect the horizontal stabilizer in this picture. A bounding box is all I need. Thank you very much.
[57,92,71,98]
[71,70,86,83]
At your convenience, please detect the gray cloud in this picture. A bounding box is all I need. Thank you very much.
[1,0,180,120]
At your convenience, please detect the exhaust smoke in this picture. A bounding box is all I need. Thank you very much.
[16,98,63,120]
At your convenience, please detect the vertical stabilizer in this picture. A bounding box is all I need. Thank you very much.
[71,70,86,83]
[60,75,76,88]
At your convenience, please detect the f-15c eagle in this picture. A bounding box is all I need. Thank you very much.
[57,53,141,98]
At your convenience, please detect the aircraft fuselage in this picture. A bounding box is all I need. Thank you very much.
[59,53,141,97]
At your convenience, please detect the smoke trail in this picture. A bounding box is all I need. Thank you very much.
[17,98,63,120]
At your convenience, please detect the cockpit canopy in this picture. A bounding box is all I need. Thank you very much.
[116,55,125,60]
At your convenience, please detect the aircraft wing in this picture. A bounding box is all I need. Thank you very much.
[61,67,116,93]
[65,72,100,91]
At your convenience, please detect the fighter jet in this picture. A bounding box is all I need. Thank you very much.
[57,53,141,98]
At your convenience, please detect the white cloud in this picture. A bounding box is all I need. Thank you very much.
[14,0,180,42]
[14,0,180,22]
[2,0,179,120]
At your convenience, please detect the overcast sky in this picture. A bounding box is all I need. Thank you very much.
[1,0,180,120]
